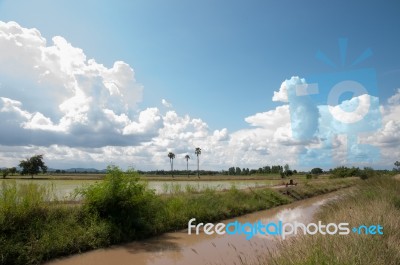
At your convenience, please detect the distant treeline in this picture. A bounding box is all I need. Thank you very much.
[49,169,107,174]
[0,167,107,176]
[140,164,398,178]
[139,164,297,176]
[226,165,294,175]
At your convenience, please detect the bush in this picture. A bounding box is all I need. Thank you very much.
[331,166,360,178]
[359,167,375,180]
[330,166,378,180]
[310,167,323,175]
[306,173,312,179]
[77,166,160,242]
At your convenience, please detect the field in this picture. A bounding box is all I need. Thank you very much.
[0,173,334,200]
[0,167,357,265]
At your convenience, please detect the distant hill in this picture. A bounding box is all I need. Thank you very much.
[47,168,107,173]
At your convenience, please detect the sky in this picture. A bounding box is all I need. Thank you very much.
[0,0,399,171]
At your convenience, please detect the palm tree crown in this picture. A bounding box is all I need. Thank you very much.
[168,152,175,160]
[195,147,201,156]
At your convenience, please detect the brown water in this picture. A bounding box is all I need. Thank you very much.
[46,191,343,265]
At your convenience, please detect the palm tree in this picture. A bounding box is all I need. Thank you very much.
[168,152,175,178]
[184,154,190,178]
[195,147,201,178]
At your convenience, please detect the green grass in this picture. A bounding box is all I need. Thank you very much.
[0,167,357,265]
[264,175,400,265]
[0,181,110,264]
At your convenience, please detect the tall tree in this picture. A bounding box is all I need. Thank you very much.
[284,164,290,173]
[236,167,241,175]
[2,168,9,179]
[195,147,201,178]
[19,154,47,178]
[167,152,175,178]
[185,154,190,178]
[395,161,400,171]
[9,167,17,176]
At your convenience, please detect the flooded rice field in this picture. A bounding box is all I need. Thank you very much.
[0,179,278,200]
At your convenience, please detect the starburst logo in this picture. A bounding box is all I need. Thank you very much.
[316,38,373,68]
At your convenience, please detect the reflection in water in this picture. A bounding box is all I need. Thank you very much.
[46,191,343,265]
[273,198,330,223]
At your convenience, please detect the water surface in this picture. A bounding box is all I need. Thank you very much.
[0,179,275,200]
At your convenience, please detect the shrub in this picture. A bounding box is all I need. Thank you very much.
[77,166,160,242]
[331,166,360,178]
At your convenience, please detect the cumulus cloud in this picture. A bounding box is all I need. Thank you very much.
[388,88,400,105]
[272,80,289,102]
[363,120,400,146]
[245,105,290,127]
[0,21,150,147]
[122,108,162,135]
[360,88,400,157]
[0,18,233,168]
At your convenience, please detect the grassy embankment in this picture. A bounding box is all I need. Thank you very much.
[0,167,357,265]
[263,174,400,265]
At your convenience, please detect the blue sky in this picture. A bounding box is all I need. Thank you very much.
[2,0,399,130]
[0,0,399,170]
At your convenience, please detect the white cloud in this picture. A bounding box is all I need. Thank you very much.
[0,97,31,119]
[0,21,147,147]
[364,120,400,146]
[23,112,62,132]
[272,76,308,103]
[360,91,400,153]
[161,99,173,108]
[212,128,229,141]
[272,80,288,102]
[1,83,398,170]
[388,88,400,105]
[245,105,290,127]
[122,108,162,135]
